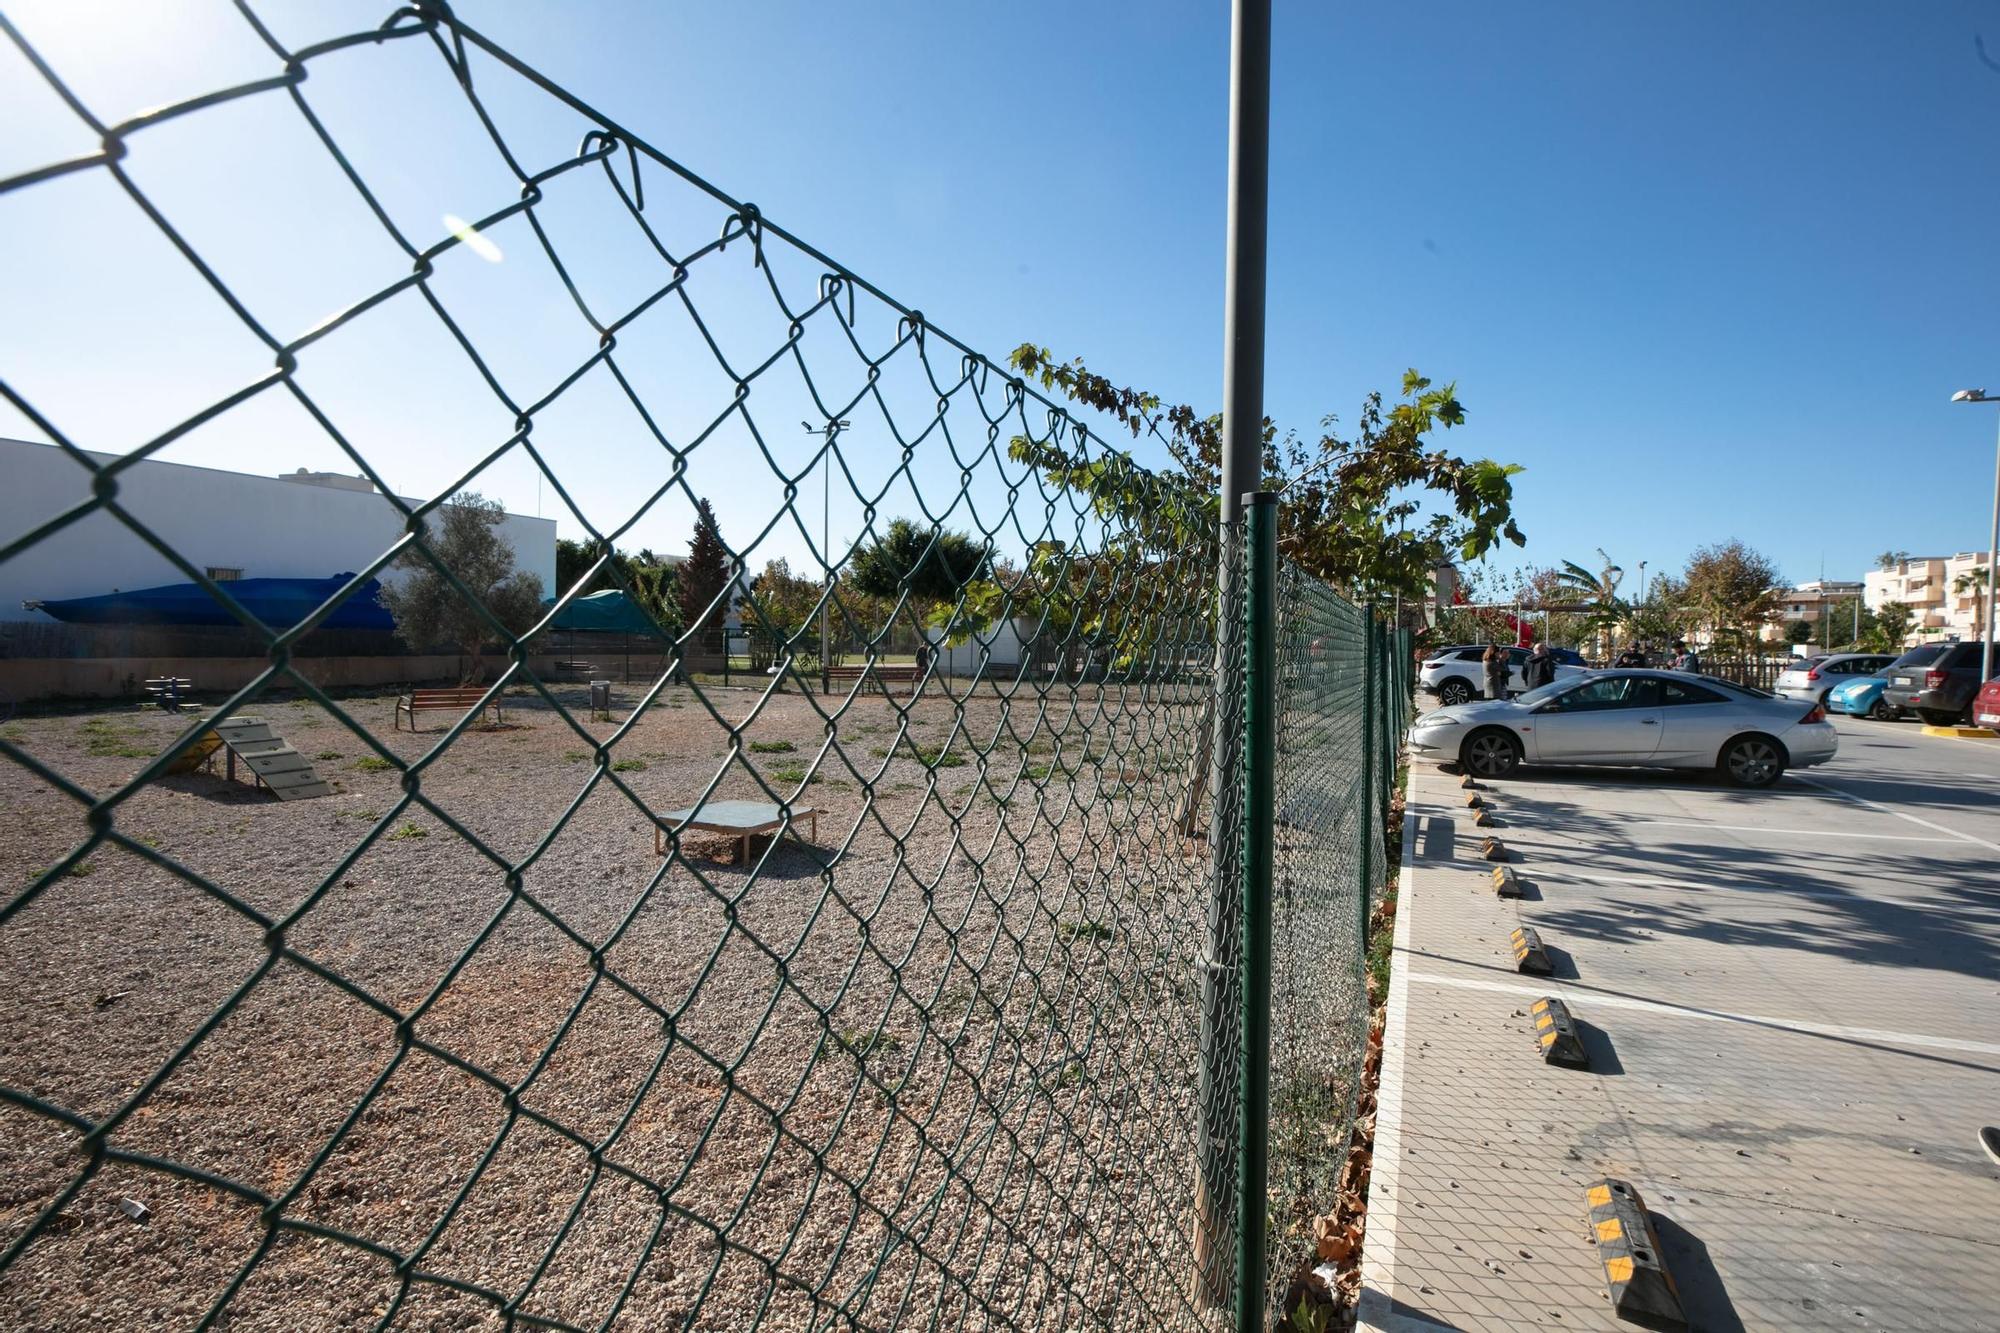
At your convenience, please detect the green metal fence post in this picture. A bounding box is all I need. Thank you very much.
[1234,491,1278,1333]
[1359,612,1377,950]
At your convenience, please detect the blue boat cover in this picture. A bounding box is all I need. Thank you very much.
[543,589,667,635]
[33,574,394,630]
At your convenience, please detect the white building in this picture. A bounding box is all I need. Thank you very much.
[1864,552,1992,645]
[1760,579,1865,643]
[0,438,556,622]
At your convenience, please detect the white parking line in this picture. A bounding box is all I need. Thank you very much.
[1793,774,2000,854]
[1538,866,1867,903]
[1625,819,1960,844]
[1404,971,2000,1057]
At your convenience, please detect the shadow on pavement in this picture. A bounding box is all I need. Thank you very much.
[1650,1213,1745,1333]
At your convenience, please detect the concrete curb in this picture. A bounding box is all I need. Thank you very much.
[1354,801,1420,1333]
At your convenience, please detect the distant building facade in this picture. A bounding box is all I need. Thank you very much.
[1864,552,1992,645]
[0,437,556,624]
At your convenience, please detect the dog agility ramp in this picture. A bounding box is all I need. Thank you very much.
[210,716,333,801]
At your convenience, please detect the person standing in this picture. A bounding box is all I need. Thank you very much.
[1671,640,1702,673]
[1482,643,1509,701]
[1523,640,1556,690]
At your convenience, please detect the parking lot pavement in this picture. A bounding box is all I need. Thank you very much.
[1358,712,2000,1333]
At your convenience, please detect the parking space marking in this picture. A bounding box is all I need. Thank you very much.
[1624,818,1960,844]
[1403,971,2000,1058]
[1793,773,2000,854]
[1540,866,1867,903]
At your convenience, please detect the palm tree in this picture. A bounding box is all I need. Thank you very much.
[1554,558,1625,656]
[1953,565,1991,640]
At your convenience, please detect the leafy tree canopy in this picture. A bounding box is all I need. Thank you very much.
[1007,346,1525,600]
[847,518,990,605]
[380,492,545,682]
[1680,539,1784,646]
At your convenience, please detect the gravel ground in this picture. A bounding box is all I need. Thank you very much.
[0,678,1227,1331]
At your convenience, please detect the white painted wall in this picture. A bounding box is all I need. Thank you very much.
[927,617,1029,676]
[0,438,556,621]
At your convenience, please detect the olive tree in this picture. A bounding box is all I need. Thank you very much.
[380,492,545,683]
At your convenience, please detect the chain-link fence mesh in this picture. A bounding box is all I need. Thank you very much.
[1,6,1400,1329]
[1259,559,1375,1317]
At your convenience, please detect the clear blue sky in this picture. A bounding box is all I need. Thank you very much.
[5,1,2000,592]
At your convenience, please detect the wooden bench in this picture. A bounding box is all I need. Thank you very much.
[554,660,597,678]
[395,687,503,731]
[823,662,920,694]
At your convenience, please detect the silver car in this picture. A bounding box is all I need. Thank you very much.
[1772,652,1897,705]
[1408,669,1838,787]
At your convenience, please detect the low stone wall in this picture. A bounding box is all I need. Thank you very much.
[0,654,572,702]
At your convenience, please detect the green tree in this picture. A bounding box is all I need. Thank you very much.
[1005,348,1524,601]
[1680,540,1784,651]
[1785,619,1814,646]
[1819,595,1873,650]
[1876,549,1910,571]
[380,492,545,682]
[677,498,733,647]
[1953,565,1991,642]
[1872,599,1913,651]
[1625,574,1695,653]
[743,558,824,670]
[847,518,990,605]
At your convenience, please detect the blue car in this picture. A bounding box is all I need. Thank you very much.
[1828,673,1901,721]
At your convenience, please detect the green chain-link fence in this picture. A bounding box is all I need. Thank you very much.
[0,6,1406,1329]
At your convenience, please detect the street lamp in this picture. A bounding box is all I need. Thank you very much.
[804,419,850,691]
[1950,390,2000,685]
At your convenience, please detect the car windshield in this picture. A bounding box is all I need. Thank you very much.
[1698,674,1772,698]
[1514,679,1575,706]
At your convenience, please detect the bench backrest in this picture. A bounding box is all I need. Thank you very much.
[408,689,492,704]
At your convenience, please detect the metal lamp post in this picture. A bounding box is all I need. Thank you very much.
[1950,390,2000,684]
[804,420,850,693]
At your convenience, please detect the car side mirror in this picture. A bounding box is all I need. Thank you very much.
[1533,702,1560,714]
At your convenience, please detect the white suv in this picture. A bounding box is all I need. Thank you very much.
[1420,645,1584,706]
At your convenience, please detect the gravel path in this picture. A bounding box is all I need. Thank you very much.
[0,678,1225,1331]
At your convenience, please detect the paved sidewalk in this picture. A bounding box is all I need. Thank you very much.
[1358,730,2000,1332]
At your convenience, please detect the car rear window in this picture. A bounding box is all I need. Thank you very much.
[1940,643,1979,668]
[1890,645,1948,669]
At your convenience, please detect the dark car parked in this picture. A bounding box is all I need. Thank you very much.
[1879,641,1998,725]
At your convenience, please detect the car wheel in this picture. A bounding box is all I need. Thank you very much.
[1918,708,1960,727]
[1719,734,1786,788]
[1460,728,1522,779]
[1439,679,1473,707]
[1868,697,1897,722]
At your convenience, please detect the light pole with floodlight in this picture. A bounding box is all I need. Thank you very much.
[1949,390,2000,686]
[804,419,850,693]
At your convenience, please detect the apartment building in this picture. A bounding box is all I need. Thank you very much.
[1863,553,1993,644]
